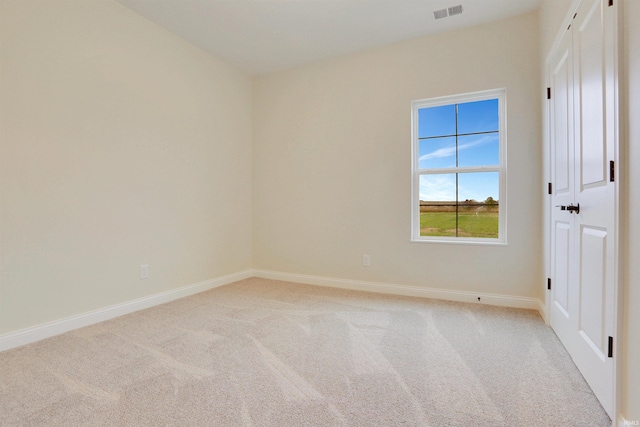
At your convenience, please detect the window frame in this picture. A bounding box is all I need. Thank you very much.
[411,88,507,245]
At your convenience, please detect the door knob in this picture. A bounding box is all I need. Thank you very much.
[555,203,580,214]
[566,203,580,214]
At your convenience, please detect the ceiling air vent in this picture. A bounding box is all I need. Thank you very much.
[448,5,463,16]
[434,8,448,20]
[434,4,463,20]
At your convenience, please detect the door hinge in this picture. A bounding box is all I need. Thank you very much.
[610,161,615,182]
[548,182,553,195]
[608,336,613,357]
[547,278,551,290]
[547,87,551,99]
[608,0,613,7]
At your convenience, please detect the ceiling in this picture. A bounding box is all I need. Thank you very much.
[115,0,542,76]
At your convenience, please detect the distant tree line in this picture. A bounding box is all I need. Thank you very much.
[420,197,499,213]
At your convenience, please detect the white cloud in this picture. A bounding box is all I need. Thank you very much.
[419,175,456,201]
[419,134,496,162]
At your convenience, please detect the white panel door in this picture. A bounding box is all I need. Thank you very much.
[549,25,576,352]
[570,0,615,415]
[548,0,616,418]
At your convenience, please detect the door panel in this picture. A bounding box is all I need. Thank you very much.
[552,49,572,195]
[576,0,606,188]
[549,21,575,348]
[553,221,570,316]
[578,226,607,356]
[548,0,616,418]
[571,0,614,414]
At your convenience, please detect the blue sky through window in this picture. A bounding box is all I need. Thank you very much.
[419,173,498,202]
[418,99,499,202]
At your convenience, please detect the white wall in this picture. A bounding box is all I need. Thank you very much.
[253,13,542,299]
[0,0,253,334]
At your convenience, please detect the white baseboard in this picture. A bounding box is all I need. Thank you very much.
[538,299,549,324]
[253,269,544,312]
[0,270,252,352]
[0,269,545,352]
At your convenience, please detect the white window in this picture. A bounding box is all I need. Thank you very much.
[411,89,506,244]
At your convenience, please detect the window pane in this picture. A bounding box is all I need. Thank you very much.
[457,172,499,238]
[457,99,499,135]
[457,133,499,167]
[418,104,456,138]
[418,136,456,169]
[419,174,456,237]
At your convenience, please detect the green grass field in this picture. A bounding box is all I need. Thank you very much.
[420,212,499,238]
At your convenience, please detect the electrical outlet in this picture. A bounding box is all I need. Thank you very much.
[363,254,371,267]
[140,264,149,279]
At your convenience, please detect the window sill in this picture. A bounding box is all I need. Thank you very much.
[410,237,508,246]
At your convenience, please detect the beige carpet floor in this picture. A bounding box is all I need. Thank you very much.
[0,278,610,426]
